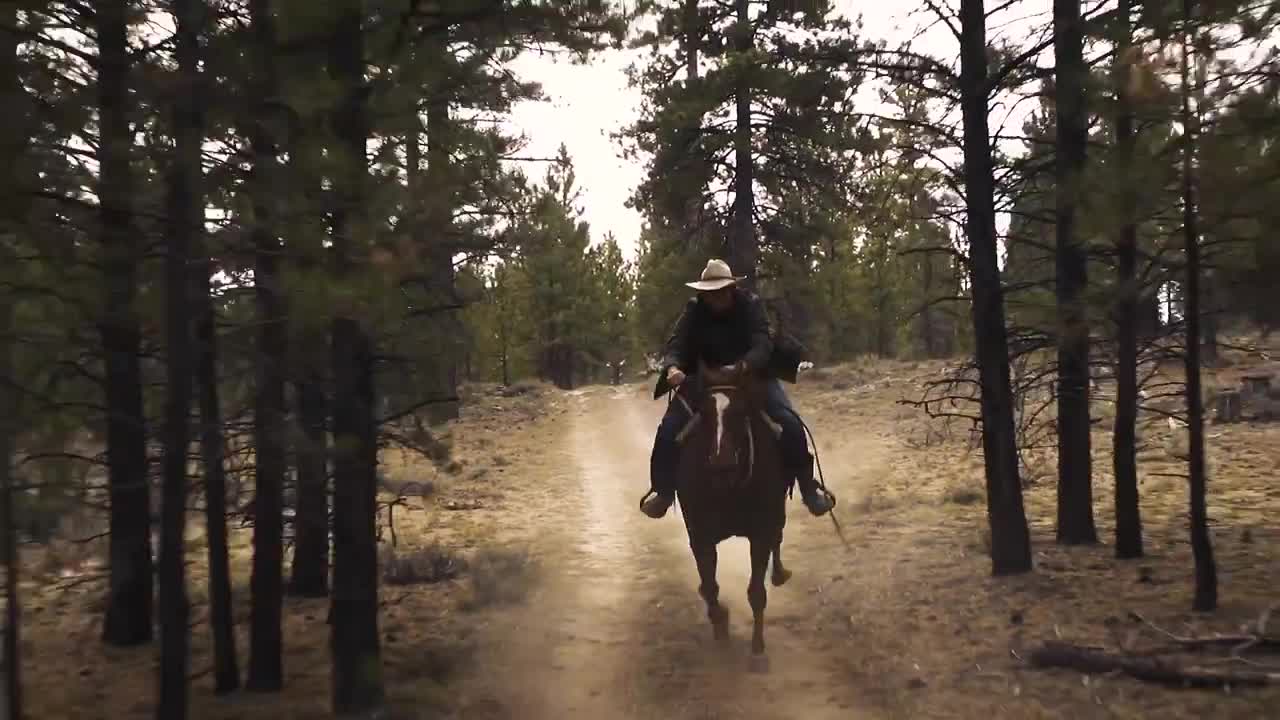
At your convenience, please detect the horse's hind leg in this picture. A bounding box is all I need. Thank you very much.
[770,541,792,587]
[692,541,729,643]
[747,538,771,667]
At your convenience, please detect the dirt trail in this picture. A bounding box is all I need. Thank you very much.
[454,385,895,719]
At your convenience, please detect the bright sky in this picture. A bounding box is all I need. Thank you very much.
[502,1,983,260]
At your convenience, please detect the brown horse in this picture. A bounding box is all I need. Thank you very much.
[673,361,791,668]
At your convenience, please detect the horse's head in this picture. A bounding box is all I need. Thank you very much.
[695,360,759,471]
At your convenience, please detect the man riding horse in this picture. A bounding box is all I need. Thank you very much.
[641,258,835,519]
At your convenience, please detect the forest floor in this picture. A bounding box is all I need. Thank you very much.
[14,345,1280,719]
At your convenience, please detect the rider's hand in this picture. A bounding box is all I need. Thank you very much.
[667,367,686,386]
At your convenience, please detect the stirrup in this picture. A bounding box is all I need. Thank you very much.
[801,486,836,515]
[639,490,673,519]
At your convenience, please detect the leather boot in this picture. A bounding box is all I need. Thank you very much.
[794,453,833,516]
[642,438,679,518]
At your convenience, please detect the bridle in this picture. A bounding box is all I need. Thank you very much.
[676,382,755,479]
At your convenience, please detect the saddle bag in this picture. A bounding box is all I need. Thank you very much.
[768,329,808,384]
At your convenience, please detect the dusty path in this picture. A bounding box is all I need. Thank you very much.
[453,384,895,719]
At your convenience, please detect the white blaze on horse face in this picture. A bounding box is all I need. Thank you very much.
[713,392,729,457]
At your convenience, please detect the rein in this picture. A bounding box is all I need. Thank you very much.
[786,408,850,551]
[656,376,850,551]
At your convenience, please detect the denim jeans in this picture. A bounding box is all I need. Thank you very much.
[649,378,808,497]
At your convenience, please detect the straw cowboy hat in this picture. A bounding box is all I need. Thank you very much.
[685,258,746,291]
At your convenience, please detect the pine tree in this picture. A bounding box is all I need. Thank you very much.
[1053,0,1098,546]
[959,0,1033,576]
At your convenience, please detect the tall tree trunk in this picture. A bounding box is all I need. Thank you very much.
[193,260,240,692]
[424,67,460,423]
[959,0,1033,575]
[920,222,940,358]
[1112,0,1144,560]
[287,127,330,599]
[730,0,755,284]
[245,0,285,691]
[1179,0,1217,612]
[158,0,203,715]
[1201,269,1219,365]
[875,256,891,357]
[0,298,18,719]
[97,0,154,649]
[681,0,703,243]
[1192,53,1218,367]
[290,367,328,597]
[683,0,699,80]
[0,12,26,712]
[328,5,384,713]
[1053,0,1097,545]
[0,297,18,720]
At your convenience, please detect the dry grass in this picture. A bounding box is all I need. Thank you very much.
[462,547,539,610]
[12,349,1280,719]
[13,379,572,720]
[380,542,465,586]
[788,352,1280,719]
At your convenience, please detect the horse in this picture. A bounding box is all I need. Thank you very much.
[673,360,792,668]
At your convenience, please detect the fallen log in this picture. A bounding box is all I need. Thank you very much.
[1028,641,1280,688]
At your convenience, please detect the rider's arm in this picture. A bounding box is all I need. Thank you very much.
[662,300,695,372]
[741,295,773,373]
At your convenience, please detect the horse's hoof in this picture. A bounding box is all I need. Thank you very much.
[748,654,770,674]
[771,567,792,587]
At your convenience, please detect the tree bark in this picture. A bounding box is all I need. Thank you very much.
[681,0,704,244]
[1112,0,1143,560]
[158,0,203,715]
[0,297,19,719]
[245,0,285,692]
[921,243,939,358]
[683,0,699,80]
[730,0,756,285]
[97,0,155,650]
[1053,0,1097,545]
[1029,642,1279,687]
[290,369,329,596]
[1201,269,1219,365]
[959,0,1033,575]
[423,64,461,423]
[328,4,385,713]
[287,126,330,599]
[0,12,25,711]
[193,260,240,692]
[1179,0,1217,612]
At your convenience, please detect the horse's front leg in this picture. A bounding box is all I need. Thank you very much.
[747,537,771,669]
[691,540,729,643]
[770,538,791,587]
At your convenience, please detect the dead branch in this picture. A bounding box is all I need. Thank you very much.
[1028,641,1280,688]
[1128,611,1280,653]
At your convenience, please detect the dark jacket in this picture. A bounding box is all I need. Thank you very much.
[652,288,807,398]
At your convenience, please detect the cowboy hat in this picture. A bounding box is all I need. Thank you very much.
[685,258,746,291]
